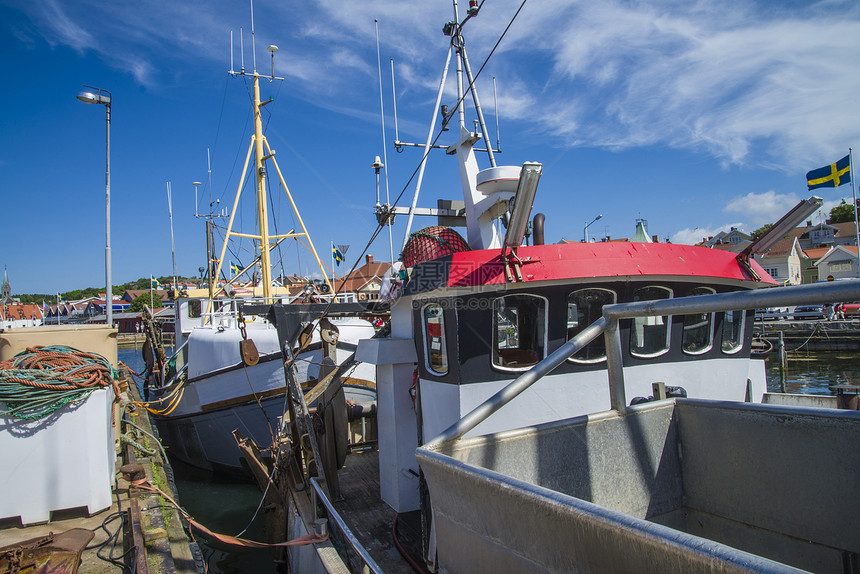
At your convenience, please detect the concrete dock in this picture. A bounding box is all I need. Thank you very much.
[0,373,201,573]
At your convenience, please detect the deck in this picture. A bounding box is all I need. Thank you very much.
[330,448,424,573]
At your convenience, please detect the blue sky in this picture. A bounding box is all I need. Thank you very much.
[2,0,860,294]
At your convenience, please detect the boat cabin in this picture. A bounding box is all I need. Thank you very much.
[358,238,774,513]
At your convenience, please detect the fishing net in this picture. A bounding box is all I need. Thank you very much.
[401,226,470,268]
[0,345,117,420]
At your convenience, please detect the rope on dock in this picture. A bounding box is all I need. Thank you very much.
[0,345,117,421]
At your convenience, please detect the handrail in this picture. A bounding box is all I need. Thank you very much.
[160,338,188,386]
[159,362,188,391]
[309,477,384,574]
[426,280,860,447]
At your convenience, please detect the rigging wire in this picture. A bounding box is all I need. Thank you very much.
[303,0,529,326]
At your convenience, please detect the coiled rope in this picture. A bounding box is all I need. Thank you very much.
[0,345,117,421]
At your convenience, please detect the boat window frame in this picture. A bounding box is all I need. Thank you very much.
[566,287,617,364]
[681,286,716,356]
[491,293,548,373]
[187,299,202,318]
[421,302,449,376]
[629,285,673,359]
[720,308,746,355]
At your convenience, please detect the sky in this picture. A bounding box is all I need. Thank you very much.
[2,0,860,295]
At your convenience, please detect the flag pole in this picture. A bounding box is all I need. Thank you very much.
[851,148,860,279]
[330,240,334,285]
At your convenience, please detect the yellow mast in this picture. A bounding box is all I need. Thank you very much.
[211,59,335,301]
[252,74,272,298]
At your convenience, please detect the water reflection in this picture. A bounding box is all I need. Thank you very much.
[118,347,275,573]
[764,350,860,395]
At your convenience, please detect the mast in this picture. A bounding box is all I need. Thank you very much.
[252,73,272,297]
[211,16,335,300]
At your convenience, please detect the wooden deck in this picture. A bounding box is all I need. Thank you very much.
[330,448,424,573]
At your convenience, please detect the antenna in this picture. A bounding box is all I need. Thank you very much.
[240,28,245,73]
[192,181,202,217]
[167,181,178,292]
[390,59,400,149]
[267,45,278,78]
[207,148,212,210]
[375,19,395,263]
[493,76,501,151]
[250,0,257,73]
[230,30,234,74]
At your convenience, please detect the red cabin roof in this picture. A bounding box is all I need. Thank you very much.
[406,242,775,294]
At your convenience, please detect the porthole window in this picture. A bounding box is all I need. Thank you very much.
[567,288,616,363]
[423,304,448,375]
[721,309,745,354]
[492,294,546,370]
[682,287,715,355]
[630,286,672,358]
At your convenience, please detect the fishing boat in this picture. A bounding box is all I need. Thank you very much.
[236,2,860,572]
[145,27,380,474]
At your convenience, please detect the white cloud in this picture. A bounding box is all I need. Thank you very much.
[12,0,860,171]
[723,190,801,227]
[672,222,745,246]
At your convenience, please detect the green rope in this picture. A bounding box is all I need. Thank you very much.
[0,345,115,421]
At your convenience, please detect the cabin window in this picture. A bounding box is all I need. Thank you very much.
[423,304,448,375]
[721,310,745,354]
[567,288,615,363]
[492,294,546,370]
[630,286,672,358]
[188,300,202,318]
[682,287,715,355]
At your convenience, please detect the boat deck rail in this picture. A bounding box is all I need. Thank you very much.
[309,477,384,574]
[428,279,860,446]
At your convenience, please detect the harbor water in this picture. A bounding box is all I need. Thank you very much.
[763,349,860,394]
[118,347,275,573]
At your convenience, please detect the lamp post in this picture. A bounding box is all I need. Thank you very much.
[584,214,603,243]
[77,85,112,327]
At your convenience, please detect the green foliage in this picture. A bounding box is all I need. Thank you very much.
[12,294,52,304]
[10,276,198,304]
[829,199,858,224]
[751,223,775,240]
[129,293,162,312]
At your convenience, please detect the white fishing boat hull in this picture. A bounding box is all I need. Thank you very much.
[152,310,376,473]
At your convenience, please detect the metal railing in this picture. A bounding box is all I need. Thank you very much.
[309,477,384,574]
[427,280,860,447]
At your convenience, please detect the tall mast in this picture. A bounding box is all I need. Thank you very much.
[252,73,272,297]
[212,18,335,300]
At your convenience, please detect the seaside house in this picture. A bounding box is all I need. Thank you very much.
[814,245,860,281]
[756,236,804,285]
[334,255,391,302]
[0,303,44,329]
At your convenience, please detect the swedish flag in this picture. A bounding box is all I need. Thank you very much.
[333,246,344,266]
[807,154,851,190]
[151,275,162,288]
[230,262,241,276]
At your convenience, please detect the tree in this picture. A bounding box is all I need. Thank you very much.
[129,293,162,312]
[751,223,774,240]
[829,199,858,224]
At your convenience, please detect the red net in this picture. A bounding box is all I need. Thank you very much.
[402,226,470,267]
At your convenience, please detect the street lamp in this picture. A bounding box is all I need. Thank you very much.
[584,214,603,243]
[77,85,112,327]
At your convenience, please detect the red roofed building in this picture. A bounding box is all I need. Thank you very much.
[334,255,392,301]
